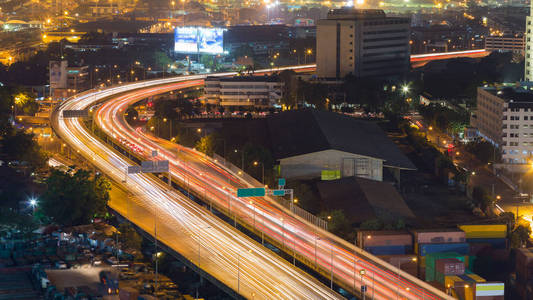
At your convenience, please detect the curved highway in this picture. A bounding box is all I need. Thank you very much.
[89,71,453,299]
[52,71,344,300]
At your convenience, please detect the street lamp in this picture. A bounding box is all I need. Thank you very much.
[305,49,312,64]
[234,149,245,171]
[29,198,37,213]
[253,161,264,184]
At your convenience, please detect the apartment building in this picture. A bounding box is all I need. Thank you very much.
[316,8,410,79]
[474,86,533,164]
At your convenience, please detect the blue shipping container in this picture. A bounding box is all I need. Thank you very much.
[466,238,506,249]
[364,245,411,255]
[418,243,469,256]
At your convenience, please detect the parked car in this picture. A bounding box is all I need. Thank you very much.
[55,261,67,269]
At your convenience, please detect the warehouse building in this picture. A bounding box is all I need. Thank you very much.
[267,109,415,181]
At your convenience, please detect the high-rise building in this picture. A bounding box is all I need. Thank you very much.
[316,8,410,79]
[473,85,533,165]
[526,5,533,81]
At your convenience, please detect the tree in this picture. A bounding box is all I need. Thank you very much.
[471,186,494,211]
[125,107,139,123]
[318,209,350,235]
[279,69,296,108]
[116,223,142,259]
[195,134,215,156]
[510,221,531,248]
[153,51,172,70]
[1,129,47,168]
[360,218,383,230]
[465,141,499,164]
[40,169,111,226]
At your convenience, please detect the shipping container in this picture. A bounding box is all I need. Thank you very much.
[435,271,446,285]
[458,225,507,239]
[454,281,475,300]
[425,252,467,282]
[445,275,463,289]
[474,282,504,299]
[357,231,413,248]
[467,273,486,283]
[412,229,466,244]
[436,258,465,275]
[364,245,411,255]
[419,243,469,256]
[466,238,507,249]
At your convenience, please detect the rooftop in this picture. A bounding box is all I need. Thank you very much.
[316,177,415,224]
[267,109,416,170]
[206,75,280,83]
[482,85,533,103]
[327,8,386,20]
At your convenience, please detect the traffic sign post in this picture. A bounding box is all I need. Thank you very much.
[278,178,286,189]
[125,160,170,186]
[237,188,266,197]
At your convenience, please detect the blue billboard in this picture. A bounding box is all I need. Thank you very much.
[174,27,226,54]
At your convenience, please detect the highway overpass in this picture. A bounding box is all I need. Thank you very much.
[53,67,454,299]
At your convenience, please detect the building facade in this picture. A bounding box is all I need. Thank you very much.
[316,8,410,79]
[474,86,533,164]
[204,75,283,107]
[279,149,384,181]
[525,4,533,81]
[485,35,524,54]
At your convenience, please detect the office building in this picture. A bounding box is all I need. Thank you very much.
[473,85,533,165]
[485,35,524,54]
[525,3,533,81]
[204,75,283,107]
[316,9,410,79]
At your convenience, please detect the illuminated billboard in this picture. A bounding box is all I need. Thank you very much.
[174,27,226,54]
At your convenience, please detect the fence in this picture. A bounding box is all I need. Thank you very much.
[212,153,328,231]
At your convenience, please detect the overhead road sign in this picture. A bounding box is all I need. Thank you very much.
[237,188,266,197]
[272,189,286,196]
[127,165,141,174]
[140,160,170,173]
[62,110,88,118]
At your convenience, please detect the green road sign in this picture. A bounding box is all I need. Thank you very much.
[278,178,286,187]
[272,189,286,196]
[237,188,266,197]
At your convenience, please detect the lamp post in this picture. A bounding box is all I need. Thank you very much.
[305,49,312,64]
[314,236,321,269]
[234,149,244,171]
[253,161,264,184]
[330,246,334,290]
[29,198,37,214]
[360,269,366,300]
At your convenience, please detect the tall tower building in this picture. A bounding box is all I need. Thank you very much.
[526,5,533,81]
[316,8,410,79]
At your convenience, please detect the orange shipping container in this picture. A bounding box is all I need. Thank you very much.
[357,231,413,248]
[412,229,466,244]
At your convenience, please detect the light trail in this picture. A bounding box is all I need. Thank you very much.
[87,69,454,300]
[52,71,344,300]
